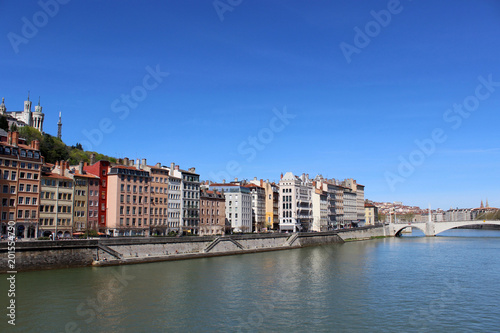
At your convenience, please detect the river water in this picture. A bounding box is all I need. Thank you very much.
[2,229,500,332]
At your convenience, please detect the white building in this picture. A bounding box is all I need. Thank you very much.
[0,95,44,132]
[311,186,328,232]
[169,163,200,235]
[279,172,313,232]
[244,183,266,232]
[167,173,182,233]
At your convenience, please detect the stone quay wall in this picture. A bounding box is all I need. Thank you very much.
[0,226,384,272]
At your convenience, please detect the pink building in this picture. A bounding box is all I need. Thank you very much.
[106,165,151,236]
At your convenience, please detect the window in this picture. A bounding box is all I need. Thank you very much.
[3,171,8,179]
[19,184,24,192]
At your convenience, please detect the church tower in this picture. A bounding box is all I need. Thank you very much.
[57,112,62,139]
[32,97,45,132]
[0,98,6,115]
[22,92,33,126]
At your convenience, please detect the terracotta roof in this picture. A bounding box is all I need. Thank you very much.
[112,165,139,170]
[243,183,263,188]
[42,173,72,180]
[73,172,100,179]
[210,183,238,187]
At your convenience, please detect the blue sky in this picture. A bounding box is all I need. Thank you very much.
[1,0,499,209]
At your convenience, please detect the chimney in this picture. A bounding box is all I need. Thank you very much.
[170,163,174,173]
[189,167,195,173]
[175,165,179,171]
[234,177,238,182]
[31,139,40,150]
[142,158,146,166]
[222,179,226,184]
[124,157,129,166]
[79,161,84,174]
[130,159,134,166]
[260,179,263,187]
[84,162,88,167]
[90,153,96,165]
[156,162,161,168]
[280,173,283,180]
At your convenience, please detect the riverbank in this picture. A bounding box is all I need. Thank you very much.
[0,225,385,272]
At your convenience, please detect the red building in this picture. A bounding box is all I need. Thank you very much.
[83,160,110,233]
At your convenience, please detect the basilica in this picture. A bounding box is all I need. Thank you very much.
[0,93,45,132]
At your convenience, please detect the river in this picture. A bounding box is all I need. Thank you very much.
[2,229,500,332]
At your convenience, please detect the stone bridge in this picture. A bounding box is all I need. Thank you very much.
[388,220,500,236]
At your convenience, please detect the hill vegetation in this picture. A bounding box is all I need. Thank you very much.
[18,126,116,165]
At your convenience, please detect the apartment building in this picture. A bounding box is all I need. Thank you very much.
[141,161,169,235]
[167,171,182,234]
[39,168,74,238]
[249,178,279,231]
[170,163,200,235]
[279,172,313,232]
[106,165,151,236]
[244,183,265,232]
[209,183,252,232]
[0,130,42,239]
[311,185,328,232]
[83,159,110,232]
[364,202,378,225]
[199,189,226,236]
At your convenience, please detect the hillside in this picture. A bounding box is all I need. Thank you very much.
[18,126,116,165]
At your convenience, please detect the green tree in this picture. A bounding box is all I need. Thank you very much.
[40,134,70,163]
[18,126,43,144]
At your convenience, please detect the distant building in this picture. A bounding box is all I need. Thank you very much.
[364,202,378,225]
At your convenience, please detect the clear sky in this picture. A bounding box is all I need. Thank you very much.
[1,0,499,209]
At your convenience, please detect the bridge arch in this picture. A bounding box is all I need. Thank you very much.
[434,221,500,235]
[394,225,426,237]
